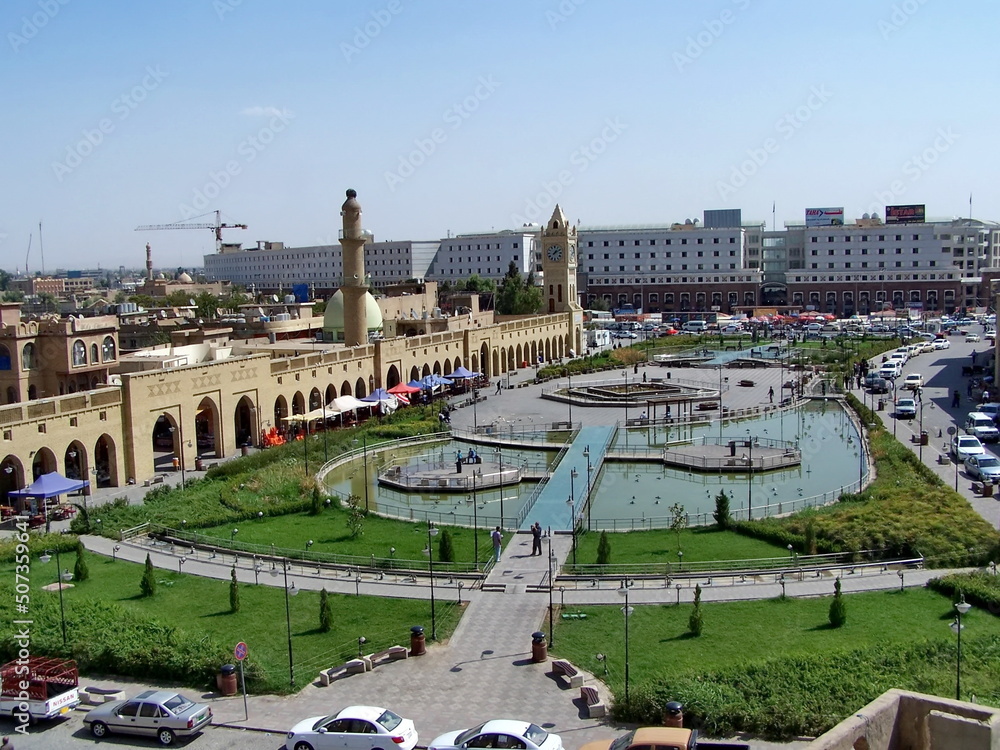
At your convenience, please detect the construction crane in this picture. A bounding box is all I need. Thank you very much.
[135,210,247,253]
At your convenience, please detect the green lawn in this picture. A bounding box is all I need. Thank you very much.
[9,554,458,694]
[570,527,791,568]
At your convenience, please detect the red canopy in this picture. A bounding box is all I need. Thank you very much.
[388,383,421,394]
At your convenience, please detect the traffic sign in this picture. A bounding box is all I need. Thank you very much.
[234,641,248,661]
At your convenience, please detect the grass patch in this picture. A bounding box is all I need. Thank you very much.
[553,587,1000,738]
[0,555,457,694]
[570,527,788,568]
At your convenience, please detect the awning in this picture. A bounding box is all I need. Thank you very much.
[9,471,89,498]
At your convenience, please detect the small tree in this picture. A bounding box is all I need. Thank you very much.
[669,503,687,551]
[713,490,731,530]
[229,567,241,613]
[347,494,365,538]
[829,577,847,628]
[438,529,455,563]
[73,541,89,582]
[140,553,156,598]
[596,531,611,565]
[689,583,704,636]
[804,521,817,556]
[310,485,324,516]
[319,588,333,633]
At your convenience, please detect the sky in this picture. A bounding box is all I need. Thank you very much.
[2,0,999,273]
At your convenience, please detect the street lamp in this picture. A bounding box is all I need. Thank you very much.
[918,394,924,463]
[230,528,238,544]
[471,470,480,568]
[426,523,439,640]
[112,544,120,562]
[303,417,310,477]
[178,556,186,574]
[269,560,298,688]
[617,579,634,707]
[623,370,630,435]
[746,429,754,520]
[951,595,972,701]
[495,446,505,529]
[583,445,593,532]
[322,399,329,464]
[168,425,186,490]
[567,371,573,425]
[353,436,370,511]
[547,541,555,647]
[568,467,578,566]
[39,549,72,646]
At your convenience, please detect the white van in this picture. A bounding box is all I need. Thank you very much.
[682,320,709,333]
[965,412,1000,443]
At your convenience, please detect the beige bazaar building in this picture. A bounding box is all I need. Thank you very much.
[0,197,583,505]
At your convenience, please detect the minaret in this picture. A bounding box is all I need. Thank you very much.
[340,189,369,347]
[145,242,153,282]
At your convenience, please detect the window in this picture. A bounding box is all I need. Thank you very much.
[102,337,116,362]
[72,340,87,367]
[0,344,10,371]
[21,343,36,370]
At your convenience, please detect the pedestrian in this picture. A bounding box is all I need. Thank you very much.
[768,386,774,403]
[967,381,974,398]
[491,526,503,562]
[953,389,961,408]
[972,350,978,365]
[642,371,647,383]
[2,736,12,750]
[496,380,502,395]
[531,522,542,556]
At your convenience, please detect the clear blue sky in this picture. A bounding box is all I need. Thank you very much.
[2,0,998,272]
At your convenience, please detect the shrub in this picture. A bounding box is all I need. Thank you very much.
[713,490,731,530]
[829,578,846,628]
[689,584,703,636]
[140,554,156,598]
[438,529,455,563]
[319,588,333,633]
[73,541,89,583]
[310,485,324,516]
[597,531,611,565]
[229,567,240,614]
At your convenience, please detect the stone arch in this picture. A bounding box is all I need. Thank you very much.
[22,342,37,370]
[340,380,353,396]
[481,343,491,378]
[91,343,99,364]
[94,433,118,487]
[28,384,37,400]
[273,395,288,428]
[557,337,564,358]
[64,441,88,482]
[102,336,116,362]
[506,347,515,372]
[515,344,523,366]
[195,396,221,459]
[386,365,401,389]
[530,341,538,363]
[72,339,87,366]
[1,455,25,510]
[151,412,179,474]
[491,348,499,377]
[422,363,431,378]
[354,377,366,398]
[432,360,441,375]
[5,386,15,404]
[453,356,461,372]
[234,395,257,449]
[443,359,453,376]
[409,365,421,382]
[292,391,306,415]
[32,447,57,480]
[0,343,10,371]
[471,353,479,374]
[325,383,337,403]
[544,339,552,361]
[309,387,322,410]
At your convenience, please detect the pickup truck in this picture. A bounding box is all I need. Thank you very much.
[0,657,81,722]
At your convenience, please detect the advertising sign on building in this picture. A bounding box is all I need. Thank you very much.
[885,204,926,224]
[805,207,844,227]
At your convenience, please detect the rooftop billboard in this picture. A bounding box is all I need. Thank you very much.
[885,204,926,224]
[805,207,844,227]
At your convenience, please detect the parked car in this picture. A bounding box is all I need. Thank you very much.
[932,338,951,350]
[977,403,1000,422]
[952,435,986,462]
[902,373,923,390]
[863,375,890,394]
[965,412,1000,443]
[581,727,700,750]
[429,721,563,750]
[965,454,1000,483]
[895,398,917,419]
[286,706,418,750]
[966,333,981,342]
[613,331,638,339]
[84,690,212,746]
[878,362,901,380]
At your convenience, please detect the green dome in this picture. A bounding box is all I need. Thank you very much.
[322,289,383,339]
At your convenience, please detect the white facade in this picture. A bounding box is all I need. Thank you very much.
[425,231,536,281]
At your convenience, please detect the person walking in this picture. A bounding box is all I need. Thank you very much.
[972,350,978,365]
[953,389,961,408]
[496,380,502,395]
[491,526,503,562]
[768,386,774,403]
[531,522,542,556]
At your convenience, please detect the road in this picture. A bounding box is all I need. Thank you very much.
[4,718,285,750]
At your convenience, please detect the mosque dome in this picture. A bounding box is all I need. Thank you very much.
[322,289,383,340]
[177,272,193,283]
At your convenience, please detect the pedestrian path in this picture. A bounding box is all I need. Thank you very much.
[524,425,616,530]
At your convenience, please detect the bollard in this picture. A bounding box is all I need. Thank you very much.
[531,631,548,663]
[409,625,426,656]
[663,700,684,727]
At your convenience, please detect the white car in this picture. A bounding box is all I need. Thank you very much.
[429,721,563,750]
[952,435,986,462]
[902,373,923,390]
[895,398,917,419]
[286,706,418,750]
[966,333,981,342]
[933,339,951,350]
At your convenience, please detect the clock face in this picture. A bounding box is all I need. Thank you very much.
[546,244,563,262]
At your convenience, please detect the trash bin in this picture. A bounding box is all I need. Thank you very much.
[919,431,928,446]
[877,399,885,411]
[531,631,548,663]
[195,458,204,471]
[409,625,426,657]
[663,700,684,728]
[982,482,994,498]
[172,456,180,471]
[217,664,237,696]
[241,445,250,456]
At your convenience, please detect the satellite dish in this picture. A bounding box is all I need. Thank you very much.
[272,295,279,303]
[189,298,196,306]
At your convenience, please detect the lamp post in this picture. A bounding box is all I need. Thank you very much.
[623,370,629,429]
[39,549,72,646]
[303,417,310,477]
[426,523,439,640]
[322,399,329,464]
[495,446,504,529]
[269,560,298,688]
[354,437,370,511]
[951,595,972,701]
[746,429,754,520]
[231,528,238,544]
[471,470,480,568]
[918,394,924,463]
[567,371,573,425]
[568,467,578,566]
[617,579,633,707]
[547,541,555,647]
[169,425,186,490]
[583,445,593,532]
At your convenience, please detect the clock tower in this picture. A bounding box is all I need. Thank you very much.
[540,204,581,314]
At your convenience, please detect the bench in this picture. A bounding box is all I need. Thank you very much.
[82,686,126,704]
[581,685,606,718]
[387,645,408,660]
[552,659,583,689]
[318,666,345,686]
[144,474,167,487]
[345,657,370,675]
